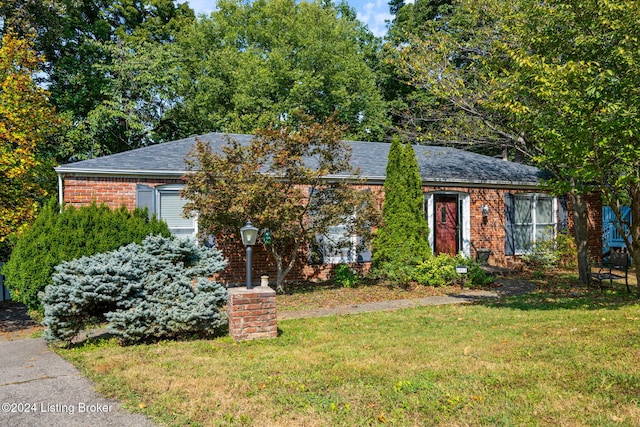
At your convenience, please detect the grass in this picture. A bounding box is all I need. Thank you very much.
[57,273,640,426]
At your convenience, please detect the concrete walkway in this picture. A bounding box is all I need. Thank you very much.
[278,278,537,320]
[278,289,500,320]
[0,278,535,426]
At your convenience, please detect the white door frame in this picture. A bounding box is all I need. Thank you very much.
[425,192,471,258]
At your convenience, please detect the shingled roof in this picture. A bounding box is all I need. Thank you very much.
[55,132,546,187]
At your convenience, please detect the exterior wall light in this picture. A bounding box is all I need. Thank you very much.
[240,221,259,289]
[481,204,490,218]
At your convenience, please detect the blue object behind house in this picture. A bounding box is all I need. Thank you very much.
[602,206,631,255]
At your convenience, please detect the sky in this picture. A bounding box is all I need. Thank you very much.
[184,0,394,37]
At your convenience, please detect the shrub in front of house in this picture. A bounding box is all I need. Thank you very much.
[521,231,577,273]
[372,137,431,270]
[2,200,170,312]
[413,254,493,288]
[374,254,493,288]
[333,264,361,288]
[42,235,228,345]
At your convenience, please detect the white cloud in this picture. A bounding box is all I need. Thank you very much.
[357,0,393,37]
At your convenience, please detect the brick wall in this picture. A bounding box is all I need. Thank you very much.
[63,176,184,210]
[587,193,603,261]
[60,174,603,284]
[568,192,603,262]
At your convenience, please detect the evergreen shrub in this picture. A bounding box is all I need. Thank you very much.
[2,201,170,311]
[42,235,228,345]
[373,137,431,271]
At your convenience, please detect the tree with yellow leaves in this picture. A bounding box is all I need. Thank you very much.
[0,31,62,248]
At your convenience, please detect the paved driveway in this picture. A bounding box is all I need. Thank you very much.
[0,338,157,427]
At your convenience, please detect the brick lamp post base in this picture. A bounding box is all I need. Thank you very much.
[227,286,278,341]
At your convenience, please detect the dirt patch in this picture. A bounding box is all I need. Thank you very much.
[0,302,43,341]
[491,278,538,297]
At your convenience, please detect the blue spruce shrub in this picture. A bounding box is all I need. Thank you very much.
[43,235,228,345]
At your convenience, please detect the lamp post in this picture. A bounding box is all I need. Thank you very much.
[240,221,259,289]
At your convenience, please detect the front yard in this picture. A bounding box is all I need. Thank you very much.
[58,274,640,426]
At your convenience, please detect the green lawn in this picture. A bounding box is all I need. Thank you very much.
[59,283,640,426]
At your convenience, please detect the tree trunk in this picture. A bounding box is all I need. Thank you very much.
[571,192,591,286]
[274,254,285,294]
[629,185,640,297]
[272,243,299,294]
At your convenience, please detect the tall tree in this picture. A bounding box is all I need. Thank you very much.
[0,0,195,161]
[182,115,379,293]
[381,0,505,150]
[372,137,430,267]
[389,0,516,153]
[392,0,598,284]
[0,31,63,247]
[488,0,640,293]
[167,0,387,142]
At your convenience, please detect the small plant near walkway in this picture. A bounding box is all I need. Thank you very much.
[412,254,493,287]
[332,264,361,288]
[58,274,640,426]
[43,235,228,346]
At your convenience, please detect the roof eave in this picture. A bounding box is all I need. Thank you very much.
[54,167,189,178]
[55,169,542,189]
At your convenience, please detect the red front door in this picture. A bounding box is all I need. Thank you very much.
[435,195,458,256]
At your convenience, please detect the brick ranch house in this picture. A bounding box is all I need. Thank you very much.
[55,133,602,286]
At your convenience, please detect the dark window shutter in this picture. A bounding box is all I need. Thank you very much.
[505,193,515,256]
[136,184,156,219]
[557,195,569,232]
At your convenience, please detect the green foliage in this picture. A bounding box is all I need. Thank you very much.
[0,31,63,243]
[521,232,577,273]
[167,0,387,141]
[373,137,430,269]
[0,0,196,161]
[484,0,640,289]
[370,260,417,287]
[42,235,228,345]
[388,0,510,152]
[375,254,492,288]
[414,254,492,288]
[520,246,558,273]
[2,201,170,311]
[333,264,360,288]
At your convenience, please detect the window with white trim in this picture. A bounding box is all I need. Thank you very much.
[307,187,372,265]
[512,193,555,254]
[136,184,197,239]
[313,222,371,264]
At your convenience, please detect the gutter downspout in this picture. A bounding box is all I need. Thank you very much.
[57,172,64,212]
